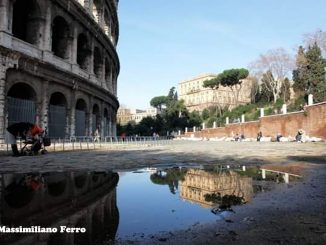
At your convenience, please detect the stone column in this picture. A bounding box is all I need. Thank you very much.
[202,122,205,130]
[213,121,216,128]
[262,169,266,179]
[185,127,188,133]
[283,173,289,184]
[71,25,78,64]
[241,114,245,123]
[43,4,52,51]
[178,130,181,136]
[70,91,77,137]
[260,108,264,117]
[0,0,9,31]
[40,81,49,130]
[226,117,229,125]
[0,65,6,138]
[193,126,196,132]
[308,94,313,106]
[282,104,287,114]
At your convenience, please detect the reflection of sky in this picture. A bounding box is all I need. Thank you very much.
[116,171,223,238]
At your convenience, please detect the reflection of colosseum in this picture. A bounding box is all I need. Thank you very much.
[0,171,119,245]
[180,169,253,208]
[0,0,119,138]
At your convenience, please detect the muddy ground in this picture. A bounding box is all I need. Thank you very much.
[0,141,325,244]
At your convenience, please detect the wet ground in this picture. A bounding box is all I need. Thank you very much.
[0,141,325,244]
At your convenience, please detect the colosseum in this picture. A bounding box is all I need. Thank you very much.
[0,0,120,139]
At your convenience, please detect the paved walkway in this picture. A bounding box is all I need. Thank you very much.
[0,141,324,172]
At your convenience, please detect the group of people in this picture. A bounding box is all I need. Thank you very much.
[5,122,44,157]
[256,130,305,142]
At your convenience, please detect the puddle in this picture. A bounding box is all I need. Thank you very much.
[0,165,302,244]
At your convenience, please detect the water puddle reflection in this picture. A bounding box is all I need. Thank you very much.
[0,164,302,244]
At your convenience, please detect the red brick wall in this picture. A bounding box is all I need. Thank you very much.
[185,102,326,139]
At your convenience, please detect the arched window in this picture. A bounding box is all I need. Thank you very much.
[52,16,70,59]
[77,34,90,70]
[93,47,103,78]
[12,0,43,45]
[75,99,87,136]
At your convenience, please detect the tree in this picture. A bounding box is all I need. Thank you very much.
[203,77,223,117]
[218,68,249,106]
[250,48,294,103]
[303,29,326,53]
[150,96,168,111]
[293,43,326,102]
[280,78,291,102]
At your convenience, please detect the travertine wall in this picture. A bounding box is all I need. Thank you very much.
[185,102,326,139]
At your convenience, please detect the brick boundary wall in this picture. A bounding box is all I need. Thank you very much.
[183,102,326,139]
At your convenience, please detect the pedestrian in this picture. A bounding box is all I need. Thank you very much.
[5,122,43,156]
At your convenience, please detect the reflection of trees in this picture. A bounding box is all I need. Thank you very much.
[204,193,244,210]
[150,168,187,194]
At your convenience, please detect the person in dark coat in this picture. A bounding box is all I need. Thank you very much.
[5,122,43,156]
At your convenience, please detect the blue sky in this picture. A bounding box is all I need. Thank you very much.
[117,0,326,109]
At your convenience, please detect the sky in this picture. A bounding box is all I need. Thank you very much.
[116,0,326,109]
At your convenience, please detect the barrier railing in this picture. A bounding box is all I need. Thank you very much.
[0,136,173,156]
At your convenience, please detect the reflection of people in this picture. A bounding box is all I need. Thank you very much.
[6,123,43,157]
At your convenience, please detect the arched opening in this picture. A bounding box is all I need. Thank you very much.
[104,10,110,36]
[12,0,42,45]
[93,47,103,78]
[92,0,102,23]
[77,34,90,70]
[52,16,70,59]
[92,104,100,135]
[92,206,104,242]
[105,58,112,90]
[7,83,36,126]
[48,92,67,138]
[74,217,88,245]
[75,99,87,136]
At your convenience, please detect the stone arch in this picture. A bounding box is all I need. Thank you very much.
[93,47,103,78]
[77,33,90,70]
[48,92,68,138]
[12,0,43,46]
[52,16,71,59]
[74,216,88,245]
[92,104,100,134]
[75,98,87,136]
[7,83,37,125]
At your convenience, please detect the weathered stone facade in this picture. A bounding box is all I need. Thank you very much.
[178,74,252,112]
[0,0,120,138]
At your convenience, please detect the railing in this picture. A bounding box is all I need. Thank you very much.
[0,136,173,156]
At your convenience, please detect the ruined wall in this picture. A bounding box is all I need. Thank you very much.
[186,102,326,139]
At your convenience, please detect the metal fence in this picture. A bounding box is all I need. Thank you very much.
[0,136,173,156]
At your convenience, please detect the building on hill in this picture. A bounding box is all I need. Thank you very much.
[117,107,161,125]
[178,74,253,112]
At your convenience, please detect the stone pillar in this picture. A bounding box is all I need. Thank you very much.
[282,104,287,114]
[193,126,196,132]
[0,0,9,31]
[260,108,264,117]
[226,117,229,125]
[242,166,246,171]
[43,4,52,51]
[241,114,245,123]
[71,25,78,64]
[262,169,266,179]
[213,121,216,128]
[202,122,205,130]
[0,65,6,138]
[40,81,49,130]
[178,130,181,136]
[185,127,188,133]
[308,94,313,106]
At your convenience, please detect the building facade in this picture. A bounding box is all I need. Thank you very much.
[117,107,160,125]
[178,74,252,112]
[0,0,120,138]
